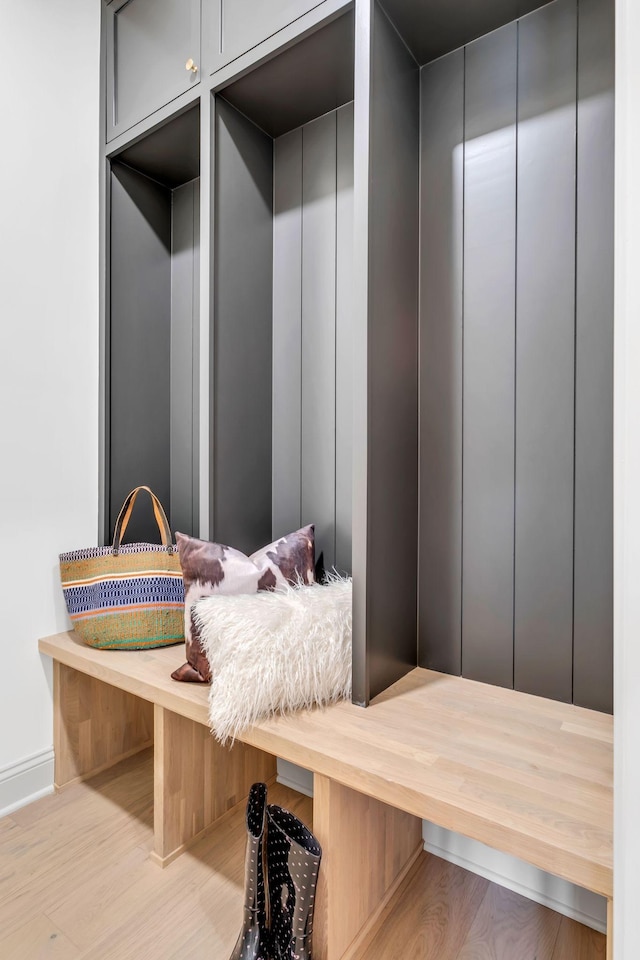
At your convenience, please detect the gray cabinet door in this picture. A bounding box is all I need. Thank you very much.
[106,0,200,142]
[204,0,324,74]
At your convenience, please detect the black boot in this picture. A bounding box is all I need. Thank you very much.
[267,804,322,960]
[230,783,271,960]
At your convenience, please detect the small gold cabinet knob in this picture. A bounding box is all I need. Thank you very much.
[185,58,198,74]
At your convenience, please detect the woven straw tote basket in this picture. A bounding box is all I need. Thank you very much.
[59,486,184,649]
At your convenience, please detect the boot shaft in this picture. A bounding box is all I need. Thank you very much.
[245,783,268,924]
[230,783,270,960]
[267,804,322,960]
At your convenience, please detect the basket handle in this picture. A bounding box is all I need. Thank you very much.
[112,486,173,555]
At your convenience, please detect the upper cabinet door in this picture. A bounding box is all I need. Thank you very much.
[106,0,200,142]
[204,0,325,74]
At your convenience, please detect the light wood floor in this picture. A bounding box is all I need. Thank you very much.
[0,750,605,960]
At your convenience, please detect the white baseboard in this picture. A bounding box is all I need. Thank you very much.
[277,760,607,934]
[422,822,606,933]
[0,747,55,819]
[277,759,314,797]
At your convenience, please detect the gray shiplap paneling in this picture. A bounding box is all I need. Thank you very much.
[273,128,303,540]
[213,98,273,555]
[272,105,354,567]
[335,102,355,576]
[462,24,517,688]
[301,111,338,571]
[514,0,577,702]
[419,50,465,675]
[365,1,420,700]
[109,163,172,544]
[170,178,200,538]
[573,0,614,713]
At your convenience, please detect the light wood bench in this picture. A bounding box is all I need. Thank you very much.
[39,631,613,960]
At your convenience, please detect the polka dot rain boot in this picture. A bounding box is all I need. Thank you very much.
[230,782,271,960]
[266,804,322,960]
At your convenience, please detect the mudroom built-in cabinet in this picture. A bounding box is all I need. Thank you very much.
[101,0,614,713]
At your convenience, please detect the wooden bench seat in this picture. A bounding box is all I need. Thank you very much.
[39,630,613,960]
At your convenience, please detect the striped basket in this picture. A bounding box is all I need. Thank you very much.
[59,487,184,649]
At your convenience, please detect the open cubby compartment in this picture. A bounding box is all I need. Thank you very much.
[107,105,201,544]
[211,10,355,574]
[355,0,614,709]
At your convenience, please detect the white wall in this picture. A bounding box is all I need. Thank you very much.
[614,1,640,956]
[0,0,101,810]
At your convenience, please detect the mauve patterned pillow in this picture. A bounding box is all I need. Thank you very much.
[171,525,315,683]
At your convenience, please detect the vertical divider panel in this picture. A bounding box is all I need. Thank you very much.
[313,773,422,960]
[335,102,355,576]
[200,93,213,541]
[273,129,303,540]
[191,178,201,537]
[365,1,419,700]
[419,50,465,675]
[171,179,200,537]
[213,98,273,555]
[301,112,338,571]
[573,0,614,713]
[462,25,517,687]
[351,0,373,705]
[514,0,577,702]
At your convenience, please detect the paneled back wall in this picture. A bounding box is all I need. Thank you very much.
[418,0,614,711]
[272,104,354,575]
[109,166,200,545]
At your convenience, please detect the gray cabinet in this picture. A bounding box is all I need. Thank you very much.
[204,0,324,74]
[106,0,200,142]
[100,0,614,713]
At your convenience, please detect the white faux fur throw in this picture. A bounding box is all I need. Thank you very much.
[194,578,352,743]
